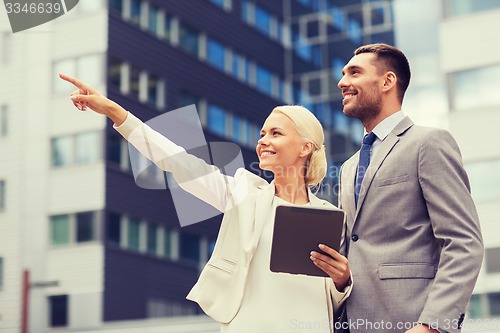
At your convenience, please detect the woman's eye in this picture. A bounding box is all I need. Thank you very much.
[273,131,281,136]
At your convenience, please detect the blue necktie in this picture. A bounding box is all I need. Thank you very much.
[355,132,376,206]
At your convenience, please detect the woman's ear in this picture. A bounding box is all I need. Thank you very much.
[382,71,397,93]
[300,142,314,158]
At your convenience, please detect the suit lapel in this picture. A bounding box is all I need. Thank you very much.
[354,117,414,220]
[250,181,275,251]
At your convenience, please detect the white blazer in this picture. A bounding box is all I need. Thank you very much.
[115,112,351,325]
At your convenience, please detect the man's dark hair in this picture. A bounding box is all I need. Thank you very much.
[354,43,411,103]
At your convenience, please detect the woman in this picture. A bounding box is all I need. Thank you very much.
[60,73,351,332]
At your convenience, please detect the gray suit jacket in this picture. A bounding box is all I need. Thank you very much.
[338,117,483,333]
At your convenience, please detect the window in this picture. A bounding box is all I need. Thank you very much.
[452,65,500,110]
[232,52,249,83]
[147,74,163,108]
[51,136,73,167]
[179,23,199,55]
[207,39,226,70]
[207,104,227,137]
[50,212,98,246]
[107,213,122,244]
[53,59,76,93]
[210,0,231,10]
[164,228,172,258]
[49,295,68,327]
[109,0,123,15]
[107,135,130,170]
[127,217,141,251]
[147,224,158,255]
[485,247,500,273]
[231,114,242,143]
[75,132,100,164]
[241,0,253,23]
[51,132,101,167]
[53,55,102,93]
[180,233,200,263]
[130,0,142,25]
[348,18,362,44]
[330,6,345,31]
[488,293,500,316]
[50,215,70,246]
[446,0,500,17]
[332,57,345,81]
[0,105,7,138]
[256,66,272,95]
[148,5,160,35]
[0,180,5,211]
[108,57,124,90]
[255,6,271,35]
[76,212,94,242]
[129,65,141,98]
[163,13,172,40]
[294,31,312,62]
[465,159,500,202]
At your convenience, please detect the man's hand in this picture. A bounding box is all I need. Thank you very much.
[310,244,350,291]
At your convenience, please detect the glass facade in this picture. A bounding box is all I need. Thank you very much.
[452,64,500,110]
[465,159,500,202]
[446,0,500,17]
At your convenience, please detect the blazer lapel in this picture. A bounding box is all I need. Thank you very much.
[354,117,414,220]
[249,181,275,252]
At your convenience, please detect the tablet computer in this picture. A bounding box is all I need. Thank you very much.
[270,205,345,277]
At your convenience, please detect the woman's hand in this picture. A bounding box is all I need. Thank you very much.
[59,73,128,126]
[310,244,351,291]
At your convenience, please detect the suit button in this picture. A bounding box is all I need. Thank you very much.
[352,234,359,242]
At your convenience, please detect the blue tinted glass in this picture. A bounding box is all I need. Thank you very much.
[210,0,225,8]
[332,57,345,81]
[256,66,272,94]
[449,0,500,16]
[348,19,362,44]
[179,23,199,55]
[232,52,240,78]
[465,160,500,202]
[312,45,322,67]
[207,39,226,70]
[330,7,344,30]
[232,115,241,142]
[255,6,271,35]
[130,0,141,24]
[241,0,249,22]
[208,104,227,137]
[148,6,158,33]
[453,65,500,110]
[110,0,122,14]
[295,34,312,61]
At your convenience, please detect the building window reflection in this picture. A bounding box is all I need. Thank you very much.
[465,159,500,202]
[451,64,500,110]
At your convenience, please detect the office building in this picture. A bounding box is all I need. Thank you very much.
[0,1,394,332]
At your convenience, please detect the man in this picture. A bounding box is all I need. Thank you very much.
[334,43,482,333]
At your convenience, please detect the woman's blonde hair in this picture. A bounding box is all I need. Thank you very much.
[271,105,327,187]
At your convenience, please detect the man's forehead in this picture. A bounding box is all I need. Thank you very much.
[344,52,377,70]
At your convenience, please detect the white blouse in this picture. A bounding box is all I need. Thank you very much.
[221,196,333,333]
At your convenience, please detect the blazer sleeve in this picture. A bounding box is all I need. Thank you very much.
[417,129,484,332]
[114,112,236,212]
